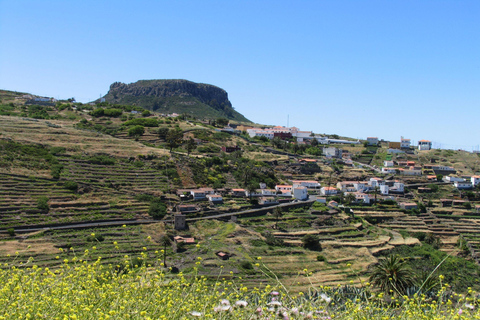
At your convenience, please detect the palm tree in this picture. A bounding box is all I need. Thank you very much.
[159,235,172,267]
[369,255,414,295]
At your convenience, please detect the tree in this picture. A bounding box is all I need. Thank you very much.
[369,255,414,295]
[37,196,49,212]
[216,118,229,127]
[158,127,169,140]
[148,201,167,219]
[311,138,319,147]
[128,125,145,138]
[301,234,322,251]
[159,235,171,267]
[185,137,196,155]
[273,206,283,229]
[345,193,356,205]
[166,128,183,152]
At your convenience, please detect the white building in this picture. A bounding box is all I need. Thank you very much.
[381,167,396,174]
[261,189,277,196]
[399,168,422,176]
[336,181,357,192]
[471,175,480,187]
[391,181,404,193]
[323,147,342,158]
[366,137,379,145]
[190,190,206,200]
[320,187,337,196]
[293,186,308,200]
[455,181,473,189]
[291,180,321,189]
[444,176,465,183]
[275,185,292,197]
[380,184,389,195]
[369,178,384,188]
[418,140,432,151]
[401,137,411,149]
[384,160,394,167]
[207,194,223,203]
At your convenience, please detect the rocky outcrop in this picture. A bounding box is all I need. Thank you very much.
[102,79,250,122]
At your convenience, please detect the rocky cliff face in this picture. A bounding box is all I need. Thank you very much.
[103,79,249,122]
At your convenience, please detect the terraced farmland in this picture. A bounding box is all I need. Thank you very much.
[58,156,178,194]
[0,172,150,229]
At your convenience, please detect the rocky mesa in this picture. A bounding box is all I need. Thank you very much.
[102,79,250,122]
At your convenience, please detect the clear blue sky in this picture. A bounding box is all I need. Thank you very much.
[1,1,479,150]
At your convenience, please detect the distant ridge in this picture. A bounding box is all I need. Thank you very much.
[101,79,250,122]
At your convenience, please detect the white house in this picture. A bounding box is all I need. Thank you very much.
[355,193,370,204]
[291,180,321,189]
[471,175,480,187]
[379,184,389,195]
[353,182,369,192]
[390,181,404,193]
[275,185,292,193]
[418,140,432,151]
[454,181,473,189]
[384,160,394,167]
[320,187,337,196]
[337,181,357,192]
[444,176,465,183]
[381,167,396,174]
[399,168,422,176]
[366,137,379,145]
[207,194,223,203]
[190,190,206,200]
[246,189,262,197]
[294,131,313,142]
[275,185,292,197]
[323,147,342,158]
[293,186,308,200]
[401,137,411,149]
[261,189,277,196]
[369,178,384,188]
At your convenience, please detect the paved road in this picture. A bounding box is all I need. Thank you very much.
[6,200,316,233]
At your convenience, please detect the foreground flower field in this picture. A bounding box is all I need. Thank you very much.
[0,256,480,320]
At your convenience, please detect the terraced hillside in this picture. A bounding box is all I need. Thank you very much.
[0,115,168,159]
[0,172,150,229]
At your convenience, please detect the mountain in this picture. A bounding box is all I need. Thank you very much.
[101,79,250,122]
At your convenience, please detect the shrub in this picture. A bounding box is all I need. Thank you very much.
[51,164,64,179]
[302,234,322,251]
[7,228,15,237]
[264,232,285,247]
[316,255,327,262]
[64,181,78,192]
[128,125,145,137]
[87,155,116,165]
[149,201,167,219]
[240,260,254,270]
[37,197,49,212]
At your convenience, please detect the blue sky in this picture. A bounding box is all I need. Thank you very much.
[1,1,479,150]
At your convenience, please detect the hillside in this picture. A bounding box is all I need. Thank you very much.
[101,79,251,122]
[1,95,480,295]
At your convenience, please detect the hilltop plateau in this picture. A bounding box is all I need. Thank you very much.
[101,79,250,122]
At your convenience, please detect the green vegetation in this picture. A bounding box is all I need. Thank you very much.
[37,196,49,212]
[369,255,414,295]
